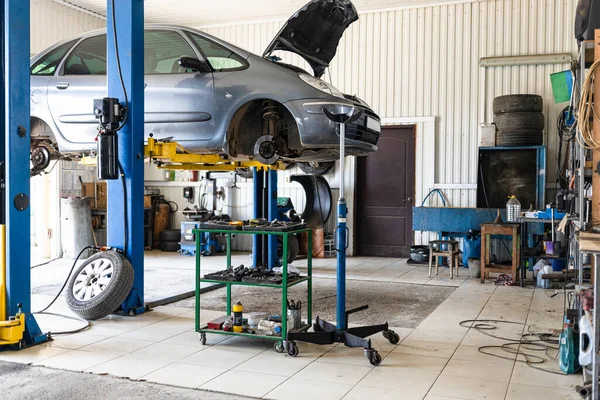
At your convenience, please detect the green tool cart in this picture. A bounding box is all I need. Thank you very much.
[193,228,312,356]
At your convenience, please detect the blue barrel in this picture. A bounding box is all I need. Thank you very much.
[552,258,566,272]
[463,235,481,267]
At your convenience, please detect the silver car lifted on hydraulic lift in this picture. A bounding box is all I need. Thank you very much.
[28,0,381,176]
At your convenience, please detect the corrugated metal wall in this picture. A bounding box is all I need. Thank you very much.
[199,0,578,251]
[31,0,105,54]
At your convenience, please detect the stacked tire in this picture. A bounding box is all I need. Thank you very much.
[160,229,181,252]
[493,95,544,146]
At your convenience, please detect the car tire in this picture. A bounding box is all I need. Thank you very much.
[160,241,181,252]
[494,112,545,132]
[493,94,543,114]
[298,161,335,176]
[495,130,543,146]
[159,229,181,242]
[278,234,300,263]
[66,251,134,320]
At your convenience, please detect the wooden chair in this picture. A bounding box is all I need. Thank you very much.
[428,240,460,279]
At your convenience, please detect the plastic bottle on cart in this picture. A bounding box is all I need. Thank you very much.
[233,302,243,333]
[506,195,521,223]
[257,320,282,336]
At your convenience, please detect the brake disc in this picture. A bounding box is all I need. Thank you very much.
[253,135,279,165]
[31,146,51,171]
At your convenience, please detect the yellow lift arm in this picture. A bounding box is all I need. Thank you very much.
[82,137,287,171]
[144,137,287,171]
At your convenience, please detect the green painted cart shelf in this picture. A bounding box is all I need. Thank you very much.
[193,228,313,355]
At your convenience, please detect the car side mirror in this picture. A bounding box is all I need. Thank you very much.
[179,57,211,73]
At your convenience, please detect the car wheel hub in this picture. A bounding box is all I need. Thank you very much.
[31,146,51,170]
[72,258,114,302]
[253,135,279,165]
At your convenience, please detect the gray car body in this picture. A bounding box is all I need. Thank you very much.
[29,25,380,162]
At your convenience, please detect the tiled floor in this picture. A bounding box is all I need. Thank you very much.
[2,257,582,399]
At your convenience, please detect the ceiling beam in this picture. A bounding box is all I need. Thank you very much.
[52,0,106,20]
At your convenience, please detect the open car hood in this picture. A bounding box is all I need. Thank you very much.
[263,0,358,78]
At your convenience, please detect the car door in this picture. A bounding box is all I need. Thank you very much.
[47,34,107,147]
[143,29,216,147]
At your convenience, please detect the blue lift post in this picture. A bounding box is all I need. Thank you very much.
[251,167,278,269]
[1,0,47,344]
[106,0,145,315]
[267,170,278,270]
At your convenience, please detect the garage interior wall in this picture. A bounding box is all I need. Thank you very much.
[195,0,578,249]
[30,0,105,259]
[144,164,341,252]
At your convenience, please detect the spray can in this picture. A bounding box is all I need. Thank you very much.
[233,302,243,333]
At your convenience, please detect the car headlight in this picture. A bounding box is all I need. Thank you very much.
[298,73,344,98]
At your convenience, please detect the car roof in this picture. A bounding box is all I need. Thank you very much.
[31,24,252,64]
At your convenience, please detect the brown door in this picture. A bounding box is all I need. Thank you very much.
[356,125,416,257]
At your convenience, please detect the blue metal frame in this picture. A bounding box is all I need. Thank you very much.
[2,0,47,345]
[267,170,278,270]
[479,146,546,209]
[106,0,145,315]
[252,167,263,268]
[251,168,278,269]
[336,199,347,329]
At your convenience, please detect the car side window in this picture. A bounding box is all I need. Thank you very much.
[64,35,107,75]
[30,39,78,76]
[186,32,247,72]
[145,30,197,74]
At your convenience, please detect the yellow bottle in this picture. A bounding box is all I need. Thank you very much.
[233,302,243,333]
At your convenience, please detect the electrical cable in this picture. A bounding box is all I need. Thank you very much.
[118,162,128,255]
[421,189,447,207]
[459,319,576,376]
[30,257,60,269]
[33,246,96,335]
[110,0,129,133]
[577,58,600,149]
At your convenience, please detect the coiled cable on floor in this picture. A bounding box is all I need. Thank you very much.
[458,319,577,376]
[33,246,95,335]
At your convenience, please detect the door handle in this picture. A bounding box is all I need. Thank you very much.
[144,82,147,89]
[55,82,69,90]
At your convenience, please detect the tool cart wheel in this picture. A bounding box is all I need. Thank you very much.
[199,332,207,345]
[274,341,285,353]
[367,350,382,366]
[383,330,400,345]
[287,342,299,357]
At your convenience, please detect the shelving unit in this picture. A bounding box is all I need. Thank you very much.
[193,228,313,355]
[519,217,568,283]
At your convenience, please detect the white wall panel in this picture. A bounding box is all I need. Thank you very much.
[192,0,578,251]
[31,0,105,54]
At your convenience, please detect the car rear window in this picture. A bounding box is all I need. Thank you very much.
[64,35,107,75]
[31,39,78,76]
[145,30,197,74]
[186,32,248,72]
